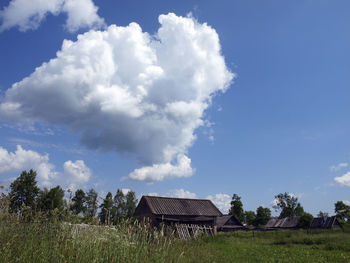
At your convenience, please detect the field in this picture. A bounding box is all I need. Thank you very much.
[1,218,350,263]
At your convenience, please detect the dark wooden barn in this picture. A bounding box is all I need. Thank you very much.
[134,196,223,228]
[216,215,245,232]
[264,216,301,230]
[310,216,342,229]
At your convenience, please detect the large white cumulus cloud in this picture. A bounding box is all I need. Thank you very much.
[0,0,104,32]
[206,193,231,214]
[0,13,234,182]
[0,145,54,184]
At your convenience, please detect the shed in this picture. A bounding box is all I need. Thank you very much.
[265,216,301,229]
[134,195,223,227]
[216,215,245,232]
[310,216,342,229]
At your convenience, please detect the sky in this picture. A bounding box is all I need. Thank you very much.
[0,0,350,216]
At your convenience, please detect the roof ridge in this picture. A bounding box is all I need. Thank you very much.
[138,195,223,217]
[220,215,232,225]
[143,195,212,201]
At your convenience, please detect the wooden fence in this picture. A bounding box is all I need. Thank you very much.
[175,223,214,240]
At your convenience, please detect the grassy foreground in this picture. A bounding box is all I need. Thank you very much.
[1,218,350,263]
[180,230,350,263]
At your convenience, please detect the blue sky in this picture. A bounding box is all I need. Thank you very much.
[0,0,349,215]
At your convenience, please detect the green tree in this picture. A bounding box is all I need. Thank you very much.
[125,191,137,218]
[37,186,65,212]
[254,206,271,226]
[112,189,125,222]
[334,201,350,221]
[85,188,98,218]
[295,203,304,216]
[317,211,329,218]
[9,170,40,214]
[0,186,10,217]
[229,194,244,222]
[244,210,256,226]
[298,212,314,228]
[99,192,113,224]
[71,189,86,215]
[273,192,304,218]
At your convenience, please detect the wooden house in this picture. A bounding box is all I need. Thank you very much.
[134,195,222,228]
[310,216,342,229]
[265,216,301,230]
[216,215,245,232]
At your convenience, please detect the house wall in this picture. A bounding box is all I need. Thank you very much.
[152,215,216,227]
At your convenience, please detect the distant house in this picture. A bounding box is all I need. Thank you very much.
[216,215,245,232]
[310,216,342,229]
[265,216,301,229]
[134,195,222,228]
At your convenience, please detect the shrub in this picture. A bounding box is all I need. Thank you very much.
[299,212,313,229]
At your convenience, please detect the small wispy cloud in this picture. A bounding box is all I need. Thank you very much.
[147,192,159,196]
[8,138,84,155]
[145,189,197,199]
[330,162,348,172]
[203,120,215,143]
[334,172,350,187]
[0,123,56,136]
[168,189,197,199]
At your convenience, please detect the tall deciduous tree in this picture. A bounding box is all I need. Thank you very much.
[254,206,271,226]
[85,188,98,218]
[99,192,113,224]
[273,192,304,218]
[334,201,350,221]
[71,189,86,215]
[244,210,256,226]
[229,194,244,222]
[9,170,40,214]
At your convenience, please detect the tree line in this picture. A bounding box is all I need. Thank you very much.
[228,192,350,228]
[1,169,138,224]
[2,169,350,227]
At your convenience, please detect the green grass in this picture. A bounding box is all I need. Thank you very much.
[173,230,350,263]
[1,217,350,263]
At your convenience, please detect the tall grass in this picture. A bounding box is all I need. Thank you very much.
[1,214,350,263]
[0,215,183,263]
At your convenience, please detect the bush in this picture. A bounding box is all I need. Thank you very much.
[298,212,313,229]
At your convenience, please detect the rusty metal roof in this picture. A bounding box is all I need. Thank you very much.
[137,196,222,217]
[310,216,341,229]
[216,215,232,227]
[265,217,279,228]
[216,215,243,228]
[265,216,300,228]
